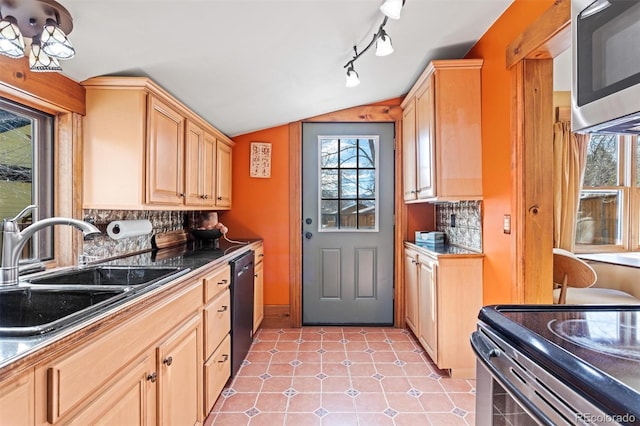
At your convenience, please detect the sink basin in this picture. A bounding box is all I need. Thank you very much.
[27,266,185,288]
[0,287,129,336]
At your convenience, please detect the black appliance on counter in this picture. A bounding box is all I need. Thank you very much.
[472,305,640,425]
[229,250,255,378]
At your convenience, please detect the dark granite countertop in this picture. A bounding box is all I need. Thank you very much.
[405,241,484,257]
[0,238,259,370]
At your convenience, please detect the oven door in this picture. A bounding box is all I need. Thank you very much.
[472,327,613,425]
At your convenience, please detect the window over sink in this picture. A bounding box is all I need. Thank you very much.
[0,98,54,262]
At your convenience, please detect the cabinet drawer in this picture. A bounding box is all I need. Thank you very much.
[204,334,231,415]
[254,244,264,265]
[203,289,231,359]
[203,265,230,303]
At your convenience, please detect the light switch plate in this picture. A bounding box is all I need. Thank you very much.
[503,214,511,234]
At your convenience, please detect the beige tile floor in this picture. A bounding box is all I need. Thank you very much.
[205,327,476,425]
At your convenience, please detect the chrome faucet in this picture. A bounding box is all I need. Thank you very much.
[0,205,101,286]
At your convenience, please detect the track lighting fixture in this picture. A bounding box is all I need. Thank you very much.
[380,0,405,20]
[343,0,406,87]
[0,0,75,72]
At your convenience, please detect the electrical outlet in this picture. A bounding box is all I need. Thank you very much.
[450,214,456,227]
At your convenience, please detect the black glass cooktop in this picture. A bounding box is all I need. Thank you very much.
[478,305,640,419]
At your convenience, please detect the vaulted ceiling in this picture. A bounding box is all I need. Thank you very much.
[58,0,514,136]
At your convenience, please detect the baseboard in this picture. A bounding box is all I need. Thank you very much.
[261,305,291,329]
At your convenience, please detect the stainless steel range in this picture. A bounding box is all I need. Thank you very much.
[471,305,640,425]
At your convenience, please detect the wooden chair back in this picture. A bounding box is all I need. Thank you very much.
[552,248,597,304]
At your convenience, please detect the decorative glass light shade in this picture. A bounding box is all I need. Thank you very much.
[41,18,75,59]
[29,36,62,72]
[0,16,25,58]
[375,31,394,56]
[379,0,404,20]
[345,67,360,88]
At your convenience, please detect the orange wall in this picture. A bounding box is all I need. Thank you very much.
[465,0,555,304]
[221,125,291,305]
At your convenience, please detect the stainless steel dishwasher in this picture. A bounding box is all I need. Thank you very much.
[229,250,255,378]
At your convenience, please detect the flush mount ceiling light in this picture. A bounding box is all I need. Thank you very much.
[0,0,75,72]
[343,0,406,87]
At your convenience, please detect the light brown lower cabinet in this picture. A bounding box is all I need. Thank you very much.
[253,257,264,333]
[404,243,482,379]
[0,369,35,425]
[157,314,202,426]
[65,354,156,426]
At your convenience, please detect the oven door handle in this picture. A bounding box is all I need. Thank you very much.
[471,331,557,426]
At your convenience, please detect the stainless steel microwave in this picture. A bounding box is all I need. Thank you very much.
[572,0,640,134]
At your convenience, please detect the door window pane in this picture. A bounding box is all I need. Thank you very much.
[319,136,378,231]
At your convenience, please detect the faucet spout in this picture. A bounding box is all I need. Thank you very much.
[0,210,101,286]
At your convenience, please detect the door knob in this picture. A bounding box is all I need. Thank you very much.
[305,232,313,240]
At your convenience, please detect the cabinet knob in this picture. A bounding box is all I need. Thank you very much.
[179,193,185,198]
[217,305,228,312]
[254,273,258,278]
[217,196,222,200]
[146,372,157,383]
[218,354,229,363]
[163,356,173,366]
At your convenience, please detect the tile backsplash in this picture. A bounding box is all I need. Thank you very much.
[82,209,203,261]
[435,201,482,251]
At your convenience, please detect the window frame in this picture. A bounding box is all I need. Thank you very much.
[575,134,639,253]
[316,135,380,233]
[0,97,55,263]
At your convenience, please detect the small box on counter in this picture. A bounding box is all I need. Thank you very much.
[415,231,445,245]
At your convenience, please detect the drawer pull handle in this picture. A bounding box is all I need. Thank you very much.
[163,356,173,366]
[218,354,229,363]
[217,305,228,312]
[147,372,157,383]
[218,279,228,285]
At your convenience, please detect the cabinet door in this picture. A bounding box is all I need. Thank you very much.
[418,256,437,361]
[201,133,217,207]
[147,95,186,205]
[402,98,418,201]
[403,248,419,334]
[215,141,232,208]
[0,370,34,426]
[66,354,156,426]
[416,75,436,199]
[157,314,202,426]
[185,121,205,206]
[253,259,264,333]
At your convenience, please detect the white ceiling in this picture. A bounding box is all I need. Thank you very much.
[57,0,514,137]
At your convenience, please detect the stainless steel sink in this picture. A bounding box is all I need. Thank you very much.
[27,266,185,288]
[0,287,130,336]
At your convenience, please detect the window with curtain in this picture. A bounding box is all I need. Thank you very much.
[575,134,640,251]
[0,97,54,262]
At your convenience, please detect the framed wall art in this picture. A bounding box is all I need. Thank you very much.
[250,142,272,178]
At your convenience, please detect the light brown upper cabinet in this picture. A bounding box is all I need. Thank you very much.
[401,59,483,202]
[82,77,234,210]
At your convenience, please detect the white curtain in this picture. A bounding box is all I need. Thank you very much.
[553,121,590,251]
